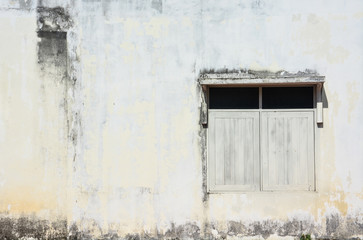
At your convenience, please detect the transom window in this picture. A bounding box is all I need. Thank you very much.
[207,86,316,192]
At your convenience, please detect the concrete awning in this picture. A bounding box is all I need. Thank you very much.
[199,72,325,86]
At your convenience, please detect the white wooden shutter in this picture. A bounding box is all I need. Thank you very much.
[208,111,260,192]
[261,111,314,191]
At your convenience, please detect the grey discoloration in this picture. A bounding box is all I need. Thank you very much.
[326,213,341,236]
[151,0,162,14]
[0,217,352,239]
[200,68,321,79]
[0,216,67,239]
[37,7,73,32]
[322,212,362,239]
[346,214,363,236]
[199,117,208,203]
[165,222,201,239]
[37,31,67,78]
[197,84,209,204]
[200,86,208,126]
[68,223,94,240]
[199,69,324,91]
[278,218,315,236]
[248,220,281,238]
[251,0,265,10]
[18,0,33,10]
[227,221,245,236]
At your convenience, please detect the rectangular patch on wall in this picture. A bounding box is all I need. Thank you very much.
[37,31,67,77]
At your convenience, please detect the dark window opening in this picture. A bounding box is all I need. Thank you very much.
[262,87,313,109]
[209,87,259,109]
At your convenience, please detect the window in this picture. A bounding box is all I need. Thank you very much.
[200,73,325,193]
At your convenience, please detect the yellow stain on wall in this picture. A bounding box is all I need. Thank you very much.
[295,14,350,64]
[0,12,68,217]
[353,12,363,19]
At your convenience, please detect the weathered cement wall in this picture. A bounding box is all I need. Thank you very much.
[0,0,362,239]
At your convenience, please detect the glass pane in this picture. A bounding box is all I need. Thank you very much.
[209,87,259,109]
[262,87,313,109]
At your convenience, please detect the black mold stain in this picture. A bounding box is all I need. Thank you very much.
[197,83,209,203]
[0,217,16,239]
[200,68,321,79]
[38,31,67,39]
[37,7,73,32]
[165,222,201,239]
[199,124,208,203]
[346,214,363,236]
[199,68,319,77]
[0,216,67,240]
[68,223,93,240]
[0,217,357,239]
[227,221,244,236]
[326,213,341,237]
[250,220,280,238]
[278,218,315,236]
[37,31,67,78]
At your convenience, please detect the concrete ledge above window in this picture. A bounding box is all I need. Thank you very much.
[198,71,325,125]
[199,71,325,86]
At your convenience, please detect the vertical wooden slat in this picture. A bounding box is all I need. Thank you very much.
[286,117,292,185]
[307,113,315,190]
[254,114,260,190]
[245,118,253,184]
[300,117,308,185]
[235,118,243,185]
[215,118,224,185]
[297,117,302,184]
[291,117,297,185]
[270,116,276,186]
[224,119,232,184]
[277,117,284,185]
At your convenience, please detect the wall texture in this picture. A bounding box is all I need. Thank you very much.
[0,0,362,239]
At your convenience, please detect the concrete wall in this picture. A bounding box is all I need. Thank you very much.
[0,0,362,239]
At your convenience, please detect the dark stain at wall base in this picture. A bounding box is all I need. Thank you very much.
[326,213,341,237]
[0,216,67,240]
[66,217,363,240]
[0,216,362,239]
[164,222,201,239]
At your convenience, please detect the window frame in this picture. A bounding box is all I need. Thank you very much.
[200,73,325,193]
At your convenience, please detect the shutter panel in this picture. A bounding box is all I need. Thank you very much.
[261,111,314,191]
[208,111,260,192]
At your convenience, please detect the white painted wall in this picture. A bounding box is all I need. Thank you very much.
[0,0,362,238]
